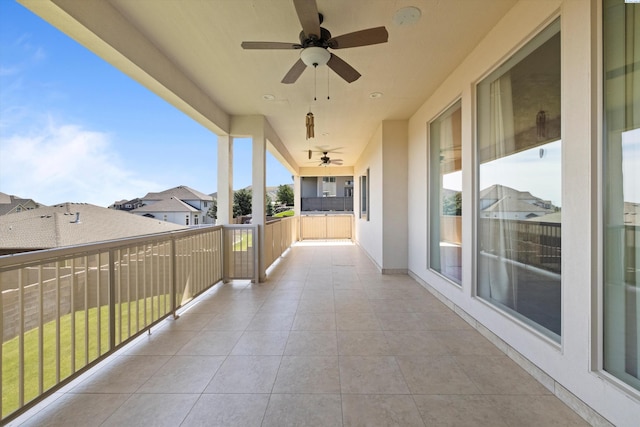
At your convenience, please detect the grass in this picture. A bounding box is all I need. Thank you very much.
[273,209,294,218]
[233,231,253,251]
[2,294,169,419]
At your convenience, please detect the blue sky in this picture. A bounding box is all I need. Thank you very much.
[0,2,292,207]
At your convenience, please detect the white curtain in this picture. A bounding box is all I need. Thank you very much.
[485,73,517,307]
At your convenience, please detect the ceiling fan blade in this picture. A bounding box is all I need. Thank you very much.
[282,58,307,84]
[293,0,321,38]
[327,53,361,83]
[328,27,389,49]
[241,41,302,50]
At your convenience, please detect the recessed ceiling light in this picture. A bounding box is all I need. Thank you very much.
[369,92,383,99]
[262,94,275,101]
[393,6,421,26]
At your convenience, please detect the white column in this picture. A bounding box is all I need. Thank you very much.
[293,175,301,217]
[217,135,233,225]
[252,130,267,282]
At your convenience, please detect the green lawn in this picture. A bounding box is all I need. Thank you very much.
[233,232,253,251]
[273,209,294,218]
[2,294,169,418]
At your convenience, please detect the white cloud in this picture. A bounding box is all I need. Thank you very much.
[0,119,160,206]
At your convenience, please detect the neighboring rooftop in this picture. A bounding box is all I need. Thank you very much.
[0,192,43,216]
[131,197,199,214]
[143,185,212,202]
[0,202,188,254]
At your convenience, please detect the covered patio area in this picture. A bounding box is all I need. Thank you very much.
[9,243,586,426]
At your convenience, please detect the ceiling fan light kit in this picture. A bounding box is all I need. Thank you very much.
[301,46,330,67]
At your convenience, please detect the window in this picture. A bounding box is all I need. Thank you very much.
[476,19,561,340]
[322,176,337,197]
[603,0,640,391]
[429,100,462,284]
[360,170,369,220]
[194,215,199,225]
[185,216,189,226]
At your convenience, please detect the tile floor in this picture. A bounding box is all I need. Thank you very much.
[10,242,589,426]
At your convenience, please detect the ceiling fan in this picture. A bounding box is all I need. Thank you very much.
[307,146,343,159]
[318,152,343,166]
[241,0,388,84]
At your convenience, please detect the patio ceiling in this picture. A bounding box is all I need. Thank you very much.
[21,0,516,172]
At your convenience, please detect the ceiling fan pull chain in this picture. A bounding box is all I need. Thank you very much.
[314,65,317,101]
[327,67,330,100]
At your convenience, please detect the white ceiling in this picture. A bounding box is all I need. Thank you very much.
[23,0,517,171]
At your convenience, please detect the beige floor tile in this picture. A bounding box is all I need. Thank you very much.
[204,355,281,393]
[454,355,551,395]
[338,331,391,355]
[284,331,338,355]
[336,311,381,331]
[202,312,255,331]
[161,313,212,331]
[137,355,225,393]
[434,330,504,356]
[177,330,243,355]
[297,297,336,313]
[246,312,296,330]
[396,355,481,395]
[413,394,509,427]
[231,330,289,355]
[340,356,410,394]
[123,330,197,356]
[491,395,590,426]
[384,330,449,356]
[376,311,425,331]
[342,394,426,427]
[71,355,170,393]
[180,394,269,427]
[262,394,343,427]
[17,393,130,427]
[272,356,340,393]
[292,312,337,330]
[101,393,199,427]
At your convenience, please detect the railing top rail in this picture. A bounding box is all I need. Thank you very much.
[0,225,223,271]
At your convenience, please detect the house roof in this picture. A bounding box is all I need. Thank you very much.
[143,185,212,202]
[0,202,188,250]
[482,196,552,214]
[131,197,199,214]
[479,184,536,201]
[0,192,42,216]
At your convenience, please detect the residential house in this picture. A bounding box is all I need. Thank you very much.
[0,192,42,216]
[0,202,187,255]
[135,185,214,226]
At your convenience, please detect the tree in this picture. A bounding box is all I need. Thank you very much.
[276,184,294,206]
[266,194,274,216]
[233,188,252,217]
[207,198,217,220]
[442,192,462,216]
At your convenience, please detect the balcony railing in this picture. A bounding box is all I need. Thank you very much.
[478,218,561,274]
[0,221,296,422]
[301,196,353,212]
